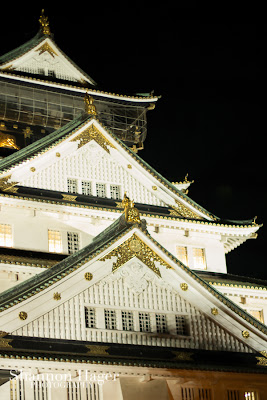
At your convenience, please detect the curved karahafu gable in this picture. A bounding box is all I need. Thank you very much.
[0,209,266,353]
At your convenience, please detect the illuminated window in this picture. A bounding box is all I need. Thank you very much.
[104,309,117,330]
[139,312,151,332]
[192,248,206,269]
[176,246,188,266]
[110,184,121,200]
[0,224,12,247]
[48,230,62,253]
[67,178,78,194]
[121,311,134,331]
[96,183,106,198]
[156,314,168,333]
[81,180,92,196]
[85,307,96,328]
[244,392,258,400]
[175,315,188,335]
[67,232,79,254]
[246,309,264,324]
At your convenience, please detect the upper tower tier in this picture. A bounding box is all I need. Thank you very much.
[0,11,159,155]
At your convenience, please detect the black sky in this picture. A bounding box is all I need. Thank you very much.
[0,5,266,279]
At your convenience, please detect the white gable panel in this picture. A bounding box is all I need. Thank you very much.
[15,51,81,82]
[12,260,251,353]
[19,141,166,207]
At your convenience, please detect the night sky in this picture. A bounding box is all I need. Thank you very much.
[0,5,266,279]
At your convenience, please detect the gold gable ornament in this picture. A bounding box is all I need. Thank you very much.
[122,192,141,224]
[0,132,20,150]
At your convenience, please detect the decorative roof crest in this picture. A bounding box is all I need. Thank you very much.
[39,9,51,35]
[84,92,97,116]
[122,192,141,224]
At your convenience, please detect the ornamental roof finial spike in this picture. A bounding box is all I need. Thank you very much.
[39,9,51,35]
[122,192,140,224]
[84,92,97,116]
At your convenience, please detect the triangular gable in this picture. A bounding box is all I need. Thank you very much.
[0,115,219,222]
[0,31,96,86]
[0,214,266,353]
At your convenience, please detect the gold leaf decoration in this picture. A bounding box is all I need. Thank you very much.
[84,272,93,281]
[242,330,250,339]
[85,345,109,356]
[180,283,188,291]
[99,234,172,276]
[71,125,116,153]
[169,200,203,220]
[19,311,28,320]
[0,175,18,192]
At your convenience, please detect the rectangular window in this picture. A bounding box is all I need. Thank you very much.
[81,180,92,196]
[139,312,151,332]
[245,309,264,324]
[176,246,188,266]
[175,315,188,335]
[192,248,206,269]
[0,224,12,247]
[67,232,79,254]
[244,392,258,400]
[104,309,117,330]
[156,314,168,333]
[67,178,78,194]
[48,230,62,253]
[121,311,134,331]
[85,307,96,328]
[110,184,121,200]
[96,183,106,198]
[227,391,258,400]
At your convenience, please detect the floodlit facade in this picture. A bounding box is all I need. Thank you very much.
[0,11,266,400]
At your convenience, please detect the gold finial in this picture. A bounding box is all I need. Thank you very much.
[122,192,140,224]
[253,216,257,225]
[84,93,97,115]
[39,9,51,35]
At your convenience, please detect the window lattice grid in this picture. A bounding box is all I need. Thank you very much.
[176,246,188,266]
[96,183,106,198]
[104,309,117,330]
[175,315,188,336]
[0,224,12,247]
[85,307,96,328]
[81,180,92,196]
[139,312,151,332]
[156,313,168,333]
[48,230,62,253]
[192,248,206,269]
[67,232,80,254]
[110,184,121,200]
[121,311,134,331]
[67,178,78,194]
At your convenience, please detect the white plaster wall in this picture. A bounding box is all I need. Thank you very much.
[148,226,227,273]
